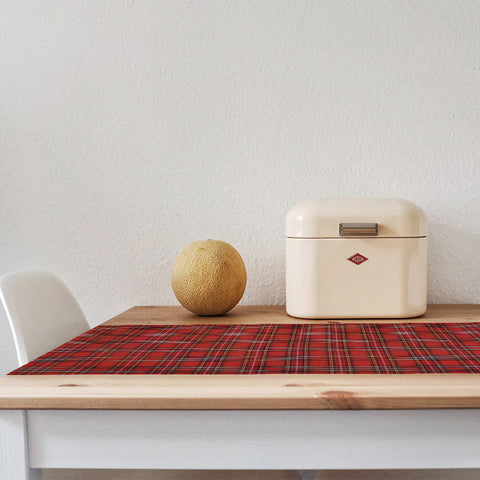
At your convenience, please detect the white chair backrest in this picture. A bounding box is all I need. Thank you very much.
[0,271,89,366]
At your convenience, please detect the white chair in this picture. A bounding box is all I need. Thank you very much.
[0,270,90,366]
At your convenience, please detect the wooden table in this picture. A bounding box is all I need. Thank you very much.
[1,305,480,480]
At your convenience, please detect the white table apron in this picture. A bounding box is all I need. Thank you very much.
[2,408,480,479]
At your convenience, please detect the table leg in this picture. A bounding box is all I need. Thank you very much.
[298,471,316,480]
[0,410,41,480]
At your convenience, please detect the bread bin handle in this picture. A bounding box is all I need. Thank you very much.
[339,223,378,236]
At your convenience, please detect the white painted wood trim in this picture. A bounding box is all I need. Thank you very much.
[0,410,40,480]
[28,409,480,470]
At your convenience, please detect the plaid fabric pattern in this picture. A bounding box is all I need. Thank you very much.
[10,322,480,375]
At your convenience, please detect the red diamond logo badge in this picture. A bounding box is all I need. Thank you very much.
[348,253,368,265]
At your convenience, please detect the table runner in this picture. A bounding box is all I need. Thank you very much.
[9,322,480,375]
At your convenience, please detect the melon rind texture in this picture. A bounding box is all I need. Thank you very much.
[171,239,247,316]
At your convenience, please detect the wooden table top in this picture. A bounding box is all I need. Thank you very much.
[1,304,480,411]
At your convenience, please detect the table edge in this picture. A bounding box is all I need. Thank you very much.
[2,373,480,410]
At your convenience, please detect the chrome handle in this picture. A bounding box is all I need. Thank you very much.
[339,223,378,236]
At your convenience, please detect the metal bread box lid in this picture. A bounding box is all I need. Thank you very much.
[285,198,427,239]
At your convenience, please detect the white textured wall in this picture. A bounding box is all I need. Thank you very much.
[1,1,480,377]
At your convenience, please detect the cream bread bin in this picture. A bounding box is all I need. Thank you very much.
[285,198,427,319]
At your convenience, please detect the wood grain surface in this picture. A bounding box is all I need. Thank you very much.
[1,373,480,410]
[1,304,480,411]
[104,304,480,326]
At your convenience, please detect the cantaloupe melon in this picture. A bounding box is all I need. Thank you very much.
[171,239,247,316]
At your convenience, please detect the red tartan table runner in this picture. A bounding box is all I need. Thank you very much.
[10,322,480,375]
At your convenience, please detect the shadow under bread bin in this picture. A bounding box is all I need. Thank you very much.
[285,198,427,319]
